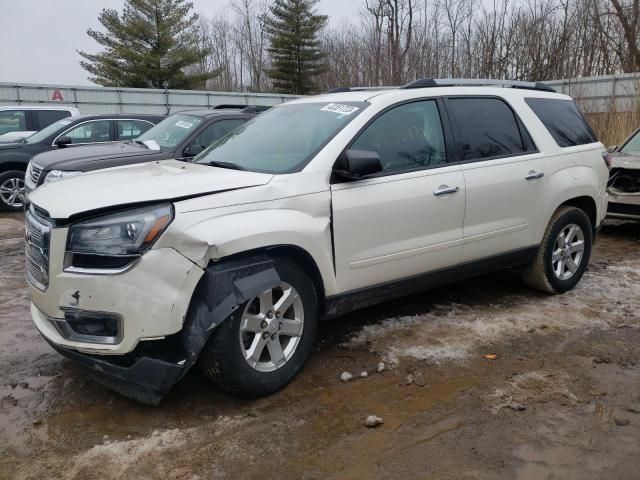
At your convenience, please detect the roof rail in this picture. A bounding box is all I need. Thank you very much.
[324,86,398,94]
[212,104,248,109]
[401,78,555,93]
[241,105,271,113]
[212,104,272,114]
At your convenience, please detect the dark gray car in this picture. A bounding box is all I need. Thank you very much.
[25,107,265,198]
[0,113,163,211]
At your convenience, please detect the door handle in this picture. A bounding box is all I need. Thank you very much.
[433,185,460,196]
[525,171,544,180]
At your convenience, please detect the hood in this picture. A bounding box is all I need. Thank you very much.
[0,131,34,143]
[29,159,273,219]
[609,152,640,170]
[0,142,25,151]
[31,142,160,170]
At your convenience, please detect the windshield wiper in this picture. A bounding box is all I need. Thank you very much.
[206,160,246,171]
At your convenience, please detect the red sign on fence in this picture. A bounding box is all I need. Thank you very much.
[51,90,64,101]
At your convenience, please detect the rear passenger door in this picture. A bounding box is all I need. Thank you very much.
[446,97,547,262]
[331,99,466,292]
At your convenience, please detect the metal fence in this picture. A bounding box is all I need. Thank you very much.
[0,82,300,115]
[543,73,640,113]
[1,74,639,115]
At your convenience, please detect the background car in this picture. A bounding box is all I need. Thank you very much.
[0,113,163,211]
[606,127,640,220]
[24,106,267,197]
[0,105,80,143]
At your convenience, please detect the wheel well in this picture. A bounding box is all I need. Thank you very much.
[559,196,597,235]
[266,245,327,316]
[208,245,327,317]
[0,162,27,173]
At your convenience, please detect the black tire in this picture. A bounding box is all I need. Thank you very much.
[522,206,593,294]
[0,170,26,212]
[198,256,319,397]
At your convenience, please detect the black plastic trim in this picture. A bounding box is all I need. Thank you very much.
[325,246,538,319]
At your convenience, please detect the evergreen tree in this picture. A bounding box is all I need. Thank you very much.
[78,0,214,89]
[265,0,328,94]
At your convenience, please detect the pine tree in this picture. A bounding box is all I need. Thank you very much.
[265,0,328,94]
[78,0,214,89]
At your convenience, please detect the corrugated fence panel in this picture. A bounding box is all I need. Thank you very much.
[0,82,299,115]
[543,73,640,113]
[2,76,638,114]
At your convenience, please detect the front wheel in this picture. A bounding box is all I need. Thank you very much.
[0,170,26,212]
[199,256,318,397]
[522,206,593,294]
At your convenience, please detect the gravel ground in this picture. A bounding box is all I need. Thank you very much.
[1,212,639,480]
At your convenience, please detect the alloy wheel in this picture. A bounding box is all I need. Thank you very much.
[551,223,585,280]
[238,282,304,373]
[0,177,25,209]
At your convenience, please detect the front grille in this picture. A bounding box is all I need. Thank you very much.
[608,202,640,217]
[25,208,51,290]
[30,164,43,184]
[608,168,640,193]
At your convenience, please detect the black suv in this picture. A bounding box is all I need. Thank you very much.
[0,114,163,211]
[24,107,266,205]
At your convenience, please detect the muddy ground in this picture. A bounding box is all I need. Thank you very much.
[1,211,639,480]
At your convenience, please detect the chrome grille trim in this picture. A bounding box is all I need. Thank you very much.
[25,209,51,291]
[30,164,43,184]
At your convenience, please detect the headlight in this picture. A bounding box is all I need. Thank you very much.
[44,170,83,184]
[65,203,173,271]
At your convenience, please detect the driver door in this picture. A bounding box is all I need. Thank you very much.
[331,99,466,292]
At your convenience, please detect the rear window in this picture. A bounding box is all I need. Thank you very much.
[449,97,535,161]
[35,110,71,130]
[525,98,597,147]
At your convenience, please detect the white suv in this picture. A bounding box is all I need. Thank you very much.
[26,80,609,404]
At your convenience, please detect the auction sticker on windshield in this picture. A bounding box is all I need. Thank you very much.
[320,103,359,115]
[175,120,194,129]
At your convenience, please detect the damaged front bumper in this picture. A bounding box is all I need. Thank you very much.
[607,190,640,220]
[43,334,186,405]
[607,165,640,220]
[33,250,282,405]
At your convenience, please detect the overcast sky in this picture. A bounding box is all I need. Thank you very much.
[0,0,361,86]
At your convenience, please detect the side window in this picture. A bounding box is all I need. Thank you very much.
[350,100,447,173]
[189,119,246,149]
[63,121,112,144]
[449,98,532,161]
[0,110,27,135]
[35,110,72,130]
[116,120,152,141]
[525,98,597,147]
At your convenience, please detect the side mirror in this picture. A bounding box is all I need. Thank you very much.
[606,145,618,153]
[55,136,72,148]
[183,144,205,158]
[334,149,383,181]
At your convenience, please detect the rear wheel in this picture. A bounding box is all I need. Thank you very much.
[199,256,318,397]
[522,206,593,294]
[0,170,26,212]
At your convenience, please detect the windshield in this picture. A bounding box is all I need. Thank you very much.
[26,119,73,144]
[194,102,368,173]
[621,130,640,155]
[137,114,203,149]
